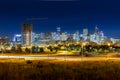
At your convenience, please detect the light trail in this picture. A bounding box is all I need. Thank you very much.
[0,55,120,61]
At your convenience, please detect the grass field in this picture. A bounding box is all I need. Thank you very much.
[0,58,120,80]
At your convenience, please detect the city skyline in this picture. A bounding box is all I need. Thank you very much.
[0,0,120,38]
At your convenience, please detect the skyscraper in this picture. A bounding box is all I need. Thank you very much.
[22,23,33,46]
[57,27,61,33]
[56,27,61,41]
[83,28,88,41]
[83,28,88,36]
[94,26,99,34]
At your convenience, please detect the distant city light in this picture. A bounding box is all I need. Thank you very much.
[15,34,21,37]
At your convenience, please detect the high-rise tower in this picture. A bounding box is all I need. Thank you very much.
[22,23,33,46]
[94,26,99,34]
[83,28,88,36]
[57,27,61,33]
[83,28,88,41]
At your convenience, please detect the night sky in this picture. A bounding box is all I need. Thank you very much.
[0,0,120,39]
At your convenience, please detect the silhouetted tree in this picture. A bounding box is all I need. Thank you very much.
[40,47,44,53]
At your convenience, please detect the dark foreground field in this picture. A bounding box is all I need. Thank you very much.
[0,59,120,80]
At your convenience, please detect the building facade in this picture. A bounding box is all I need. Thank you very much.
[22,23,33,46]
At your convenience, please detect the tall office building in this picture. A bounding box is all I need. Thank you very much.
[22,23,33,46]
[57,27,61,33]
[94,26,99,34]
[83,28,88,41]
[100,31,104,37]
[56,27,61,41]
[83,28,88,36]
[73,30,80,41]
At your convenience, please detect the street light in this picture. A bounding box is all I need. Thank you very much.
[81,42,86,61]
[64,43,69,61]
[107,43,110,59]
[108,43,110,50]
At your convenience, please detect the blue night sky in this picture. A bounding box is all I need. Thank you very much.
[0,0,120,39]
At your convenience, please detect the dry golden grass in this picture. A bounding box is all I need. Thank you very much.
[0,59,119,80]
